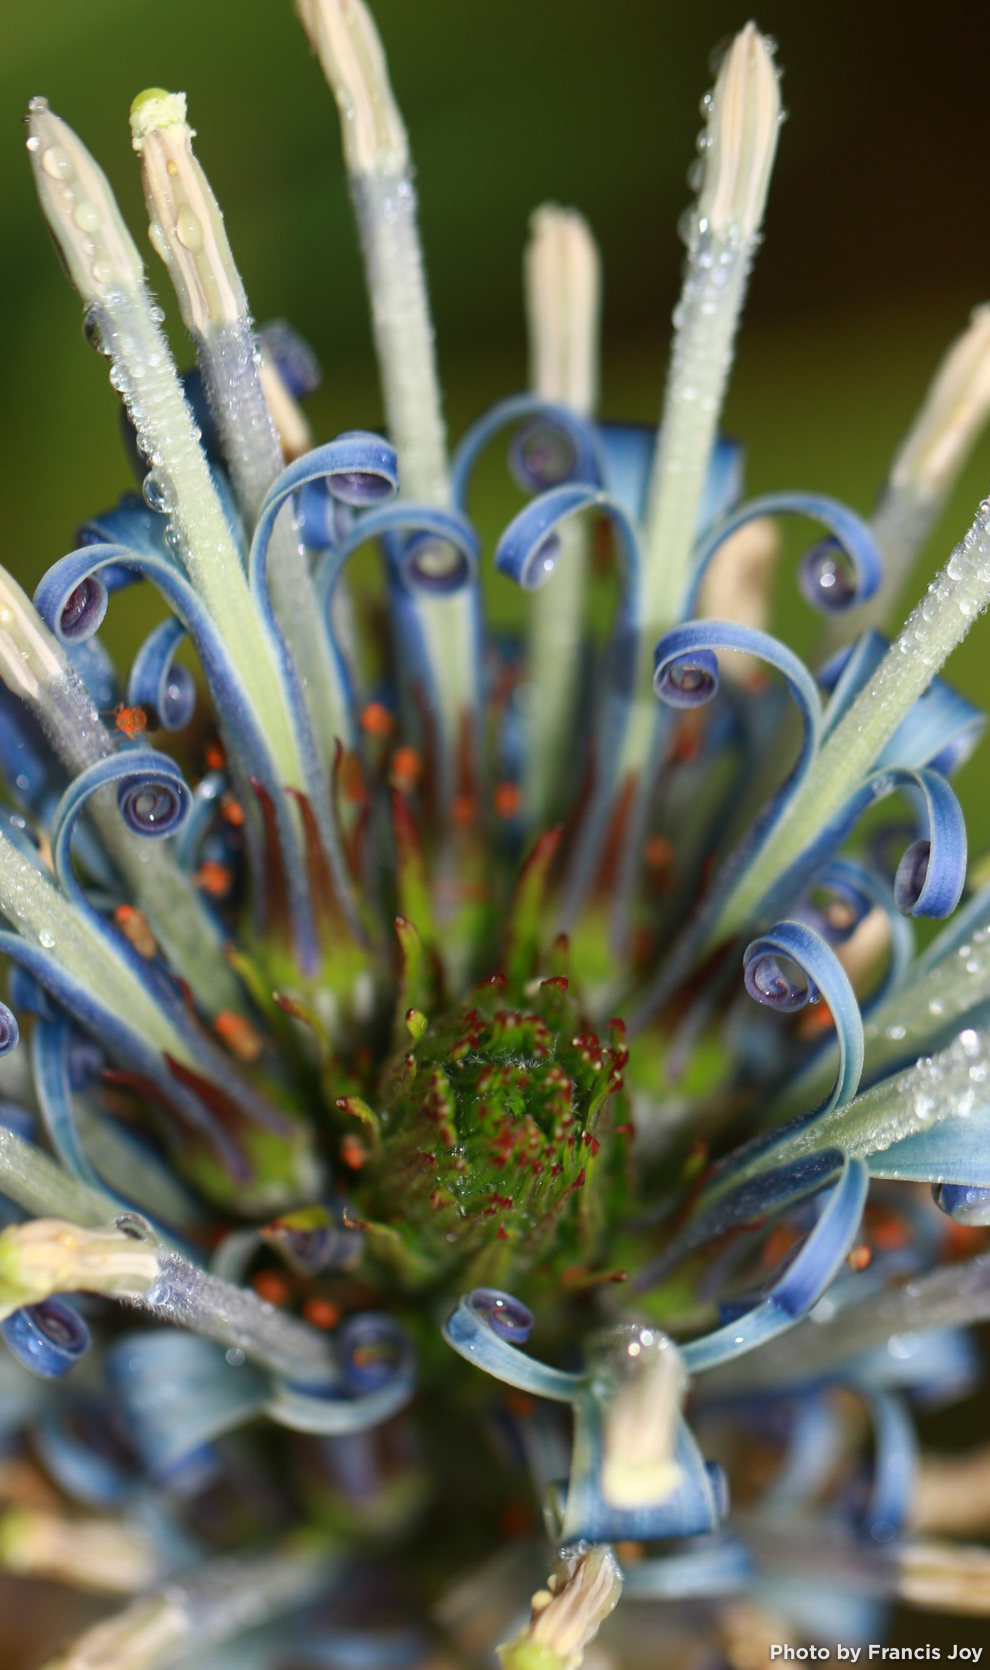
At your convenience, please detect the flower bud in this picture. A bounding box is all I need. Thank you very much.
[295,0,408,176]
[525,206,601,417]
[696,25,781,239]
[890,304,990,499]
[498,1543,622,1670]
[0,1507,159,1594]
[0,568,65,702]
[26,100,145,303]
[130,89,247,337]
[0,1219,159,1320]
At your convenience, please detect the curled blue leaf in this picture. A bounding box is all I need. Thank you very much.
[682,1155,869,1372]
[443,1292,583,1403]
[450,393,603,509]
[127,617,195,731]
[685,491,882,619]
[468,1287,534,1344]
[1,1297,91,1379]
[654,620,823,779]
[743,919,864,1117]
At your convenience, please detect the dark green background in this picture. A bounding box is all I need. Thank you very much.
[2,4,990,1659]
[2,0,990,840]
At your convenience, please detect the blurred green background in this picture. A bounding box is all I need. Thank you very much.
[2,4,990,1660]
[3,0,990,844]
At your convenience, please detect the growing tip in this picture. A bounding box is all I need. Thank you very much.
[525,205,601,416]
[497,1544,622,1670]
[295,0,409,176]
[0,1218,159,1320]
[890,304,990,498]
[25,101,145,303]
[696,22,781,240]
[131,90,247,335]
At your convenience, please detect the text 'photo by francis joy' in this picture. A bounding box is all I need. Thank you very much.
[7,1,990,1667]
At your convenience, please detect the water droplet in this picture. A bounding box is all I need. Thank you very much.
[38,930,55,950]
[72,200,100,234]
[142,472,170,514]
[175,206,203,252]
[40,145,74,181]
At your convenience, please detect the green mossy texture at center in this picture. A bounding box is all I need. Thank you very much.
[358,973,632,1293]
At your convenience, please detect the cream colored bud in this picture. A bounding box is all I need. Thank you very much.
[130,90,247,335]
[499,1545,622,1670]
[911,1445,990,1537]
[599,1328,687,1509]
[0,568,65,702]
[696,24,781,239]
[39,1592,188,1670]
[697,515,779,682]
[296,0,408,176]
[525,205,601,416]
[890,305,990,499]
[899,1538,990,1615]
[834,904,891,996]
[258,354,315,461]
[26,100,145,303]
[0,1508,159,1594]
[0,1219,160,1320]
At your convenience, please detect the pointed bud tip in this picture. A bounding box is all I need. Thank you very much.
[295,0,408,176]
[696,22,781,239]
[24,103,145,301]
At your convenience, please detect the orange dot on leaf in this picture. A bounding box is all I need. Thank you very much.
[494,782,521,819]
[253,1271,289,1306]
[214,1010,264,1063]
[390,745,422,790]
[195,860,233,898]
[113,904,156,959]
[361,701,395,738]
[340,1134,369,1170]
[302,1297,341,1330]
[220,794,245,827]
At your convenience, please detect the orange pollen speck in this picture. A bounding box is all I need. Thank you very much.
[302,1297,341,1330]
[390,745,422,790]
[114,904,157,959]
[214,1010,264,1063]
[204,742,225,771]
[644,835,675,869]
[361,701,395,738]
[494,782,521,819]
[220,794,245,827]
[253,1271,289,1306]
[340,1134,369,1170]
[114,704,148,740]
[195,860,233,898]
[846,1243,873,1272]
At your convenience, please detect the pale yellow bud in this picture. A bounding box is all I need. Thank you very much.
[0,1219,159,1320]
[26,101,145,303]
[0,568,65,701]
[295,0,408,176]
[130,90,247,336]
[890,305,990,499]
[498,1545,622,1670]
[525,206,601,416]
[696,25,781,239]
